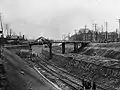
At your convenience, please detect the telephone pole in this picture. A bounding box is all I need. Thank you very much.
[117,18,120,38]
[0,13,4,56]
[84,25,87,41]
[105,22,108,41]
[118,19,120,32]
[68,33,70,40]
[116,28,118,41]
[10,29,12,37]
[0,13,4,37]
[101,25,104,32]
[93,23,97,42]
[6,24,9,36]
[93,23,97,32]
[74,29,77,41]
[19,32,22,37]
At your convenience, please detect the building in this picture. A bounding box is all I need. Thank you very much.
[69,28,119,43]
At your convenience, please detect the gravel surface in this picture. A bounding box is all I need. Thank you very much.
[2,47,59,90]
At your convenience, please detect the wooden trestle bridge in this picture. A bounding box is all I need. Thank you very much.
[4,35,90,59]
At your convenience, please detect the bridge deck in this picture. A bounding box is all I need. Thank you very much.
[51,40,90,43]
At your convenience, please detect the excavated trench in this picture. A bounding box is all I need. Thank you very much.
[39,43,120,90]
[2,42,120,90]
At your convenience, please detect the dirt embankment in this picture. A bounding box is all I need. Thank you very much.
[77,42,120,60]
[40,43,120,90]
[41,50,120,89]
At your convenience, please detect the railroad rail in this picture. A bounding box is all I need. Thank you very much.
[3,45,118,90]
[39,56,116,90]
[23,55,83,90]
[37,62,81,90]
[41,50,119,90]
[22,52,116,90]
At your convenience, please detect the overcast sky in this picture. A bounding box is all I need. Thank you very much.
[0,0,120,39]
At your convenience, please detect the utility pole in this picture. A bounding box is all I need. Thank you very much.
[10,29,12,37]
[68,33,70,40]
[19,32,21,37]
[117,18,120,39]
[95,24,97,32]
[0,13,4,37]
[93,23,97,42]
[0,13,4,57]
[100,25,104,43]
[105,22,108,42]
[6,24,9,37]
[116,28,118,41]
[93,23,97,32]
[74,29,77,41]
[84,25,87,41]
[118,19,120,33]
[101,25,104,32]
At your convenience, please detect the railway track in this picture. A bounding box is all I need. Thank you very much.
[20,56,82,89]
[28,55,100,90]
[37,63,81,90]
[34,53,117,90]
[30,56,83,90]
[5,47,117,90]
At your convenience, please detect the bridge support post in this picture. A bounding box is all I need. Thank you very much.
[62,42,65,54]
[29,45,32,50]
[74,43,78,52]
[49,43,52,59]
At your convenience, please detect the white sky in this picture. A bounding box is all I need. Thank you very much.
[0,0,120,39]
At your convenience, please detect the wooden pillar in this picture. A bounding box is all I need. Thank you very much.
[62,42,65,54]
[76,43,78,49]
[29,45,32,53]
[49,43,52,59]
[81,43,84,48]
[0,39,1,58]
[29,44,32,50]
[74,43,78,52]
